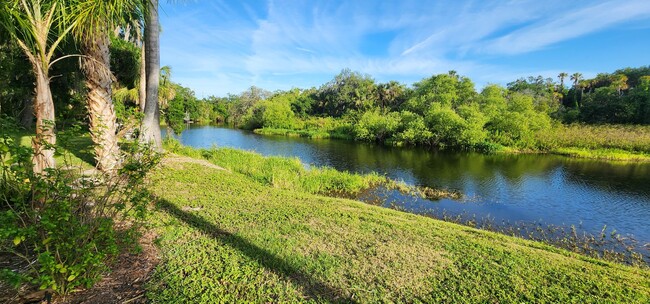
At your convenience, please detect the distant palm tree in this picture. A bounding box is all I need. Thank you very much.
[610,74,629,96]
[558,72,568,90]
[571,73,584,108]
[158,65,176,109]
[570,73,583,88]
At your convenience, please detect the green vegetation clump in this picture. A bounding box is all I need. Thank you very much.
[164,138,385,196]
[146,150,650,303]
[0,121,160,294]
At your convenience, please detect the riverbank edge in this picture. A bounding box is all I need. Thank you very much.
[252,127,650,162]
[144,149,650,302]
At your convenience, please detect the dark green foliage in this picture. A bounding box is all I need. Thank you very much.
[109,36,140,88]
[317,68,377,117]
[0,41,33,124]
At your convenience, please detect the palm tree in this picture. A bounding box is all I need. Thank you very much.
[558,72,568,90]
[0,0,75,174]
[158,65,176,109]
[610,74,629,96]
[570,73,582,88]
[140,0,163,150]
[72,0,144,173]
[570,73,583,107]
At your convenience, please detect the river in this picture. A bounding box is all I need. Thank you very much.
[163,125,650,249]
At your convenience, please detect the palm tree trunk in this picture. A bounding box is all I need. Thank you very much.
[140,0,162,150]
[81,30,121,173]
[32,63,56,175]
[139,44,146,112]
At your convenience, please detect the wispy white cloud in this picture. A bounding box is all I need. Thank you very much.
[482,0,650,55]
[159,0,650,96]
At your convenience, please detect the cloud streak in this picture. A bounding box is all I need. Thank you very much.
[483,0,650,55]
[159,0,650,96]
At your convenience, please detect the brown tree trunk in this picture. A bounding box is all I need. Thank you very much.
[32,63,56,175]
[81,30,121,173]
[139,44,146,112]
[140,0,162,150]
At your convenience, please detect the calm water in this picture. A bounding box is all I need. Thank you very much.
[164,125,650,246]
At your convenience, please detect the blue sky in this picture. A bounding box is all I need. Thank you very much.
[159,0,650,98]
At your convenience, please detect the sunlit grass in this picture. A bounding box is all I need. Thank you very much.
[146,152,650,303]
[537,124,650,153]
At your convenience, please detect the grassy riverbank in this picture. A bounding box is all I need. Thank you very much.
[252,123,650,162]
[145,144,650,303]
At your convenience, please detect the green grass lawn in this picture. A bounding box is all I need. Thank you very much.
[145,152,650,303]
[4,128,96,170]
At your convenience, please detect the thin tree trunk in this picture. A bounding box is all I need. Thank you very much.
[140,0,162,150]
[32,63,56,175]
[81,30,121,173]
[139,44,146,112]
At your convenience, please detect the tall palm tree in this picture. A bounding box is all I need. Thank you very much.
[72,0,144,173]
[158,65,176,109]
[558,72,568,90]
[0,0,75,174]
[610,74,629,96]
[570,73,583,89]
[140,0,162,150]
[570,72,583,107]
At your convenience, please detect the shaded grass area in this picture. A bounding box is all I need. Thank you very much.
[146,154,650,303]
[3,128,95,170]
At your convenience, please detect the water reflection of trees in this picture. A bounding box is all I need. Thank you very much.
[182,126,650,203]
[305,138,650,201]
[561,159,650,200]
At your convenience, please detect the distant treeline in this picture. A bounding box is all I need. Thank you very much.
[162,67,650,152]
[1,35,648,151]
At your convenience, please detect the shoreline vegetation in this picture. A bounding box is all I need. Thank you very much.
[155,67,650,164]
[251,124,650,162]
[149,140,650,302]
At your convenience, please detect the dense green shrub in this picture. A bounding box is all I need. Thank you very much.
[0,122,160,294]
[394,111,432,146]
[354,110,401,142]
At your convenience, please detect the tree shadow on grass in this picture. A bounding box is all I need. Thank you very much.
[157,199,357,303]
[57,133,96,166]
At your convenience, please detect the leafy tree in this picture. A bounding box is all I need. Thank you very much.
[377,81,407,113]
[394,111,431,146]
[406,73,477,115]
[318,69,377,117]
[558,72,568,91]
[354,110,401,142]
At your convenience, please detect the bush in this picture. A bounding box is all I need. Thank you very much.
[394,111,432,146]
[354,110,401,142]
[0,123,160,294]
